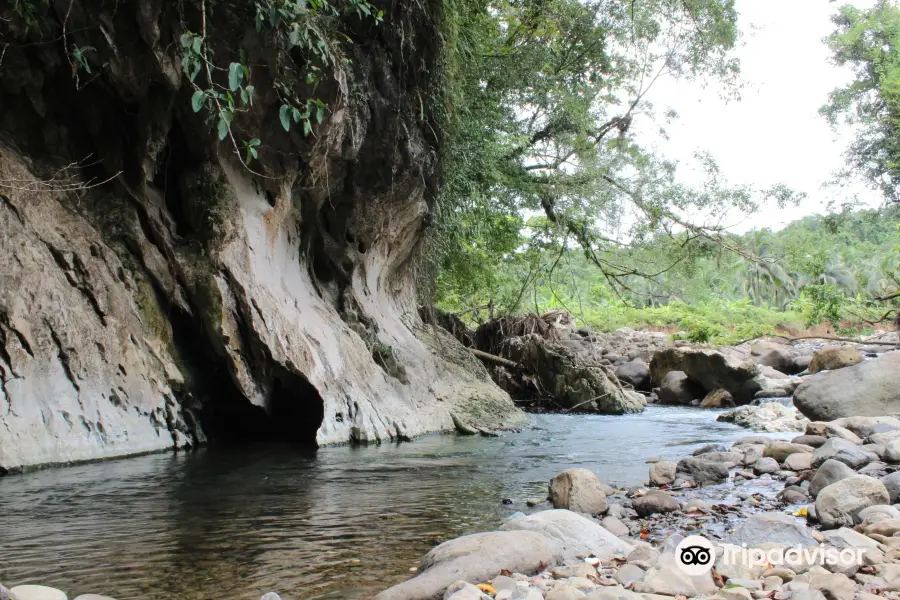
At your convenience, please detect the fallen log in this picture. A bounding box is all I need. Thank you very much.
[468,347,520,369]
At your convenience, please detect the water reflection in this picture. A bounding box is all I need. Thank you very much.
[0,407,775,600]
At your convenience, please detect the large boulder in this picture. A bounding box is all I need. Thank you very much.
[548,468,608,515]
[499,510,633,560]
[615,359,651,391]
[793,353,900,421]
[729,512,819,547]
[809,459,857,498]
[814,475,890,529]
[812,438,874,469]
[650,347,762,404]
[657,371,704,405]
[751,341,799,375]
[808,347,863,374]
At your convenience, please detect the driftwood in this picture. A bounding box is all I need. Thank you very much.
[468,347,520,369]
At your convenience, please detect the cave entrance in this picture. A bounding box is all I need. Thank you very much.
[267,375,325,446]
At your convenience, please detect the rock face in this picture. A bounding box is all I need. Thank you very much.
[0,0,527,472]
[649,347,762,404]
[549,469,609,515]
[793,353,900,421]
[815,475,890,529]
[807,347,863,374]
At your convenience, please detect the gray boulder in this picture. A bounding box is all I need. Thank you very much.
[812,438,874,469]
[793,353,900,421]
[815,475,890,529]
[752,342,799,375]
[729,512,818,547]
[881,471,900,503]
[616,359,651,391]
[500,510,633,559]
[633,491,679,516]
[676,457,730,484]
[792,435,827,448]
[784,452,813,471]
[657,371,704,405]
[809,459,857,498]
[650,347,762,404]
[754,457,779,474]
[549,468,608,515]
[648,461,677,486]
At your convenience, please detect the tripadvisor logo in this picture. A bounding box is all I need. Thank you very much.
[675,536,715,575]
[675,534,866,575]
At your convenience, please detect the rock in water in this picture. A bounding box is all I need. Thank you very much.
[815,475,890,528]
[718,403,808,432]
[657,371,704,405]
[676,457,730,484]
[793,353,900,421]
[648,461,677,486]
[807,347,863,373]
[548,468,608,515]
[699,388,734,408]
[809,459,857,498]
[9,586,68,600]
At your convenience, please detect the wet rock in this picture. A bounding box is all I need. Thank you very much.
[808,347,863,374]
[676,457,730,484]
[615,359,650,391]
[658,371,705,405]
[812,438,874,469]
[8,587,67,600]
[549,469,608,515]
[793,435,828,448]
[881,471,900,503]
[793,353,900,421]
[735,435,775,446]
[633,491,679,516]
[754,457,780,474]
[815,475,890,528]
[700,389,734,408]
[698,452,745,467]
[765,441,816,462]
[785,453,814,471]
[693,444,729,456]
[809,460,857,498]
[729,512,819,547]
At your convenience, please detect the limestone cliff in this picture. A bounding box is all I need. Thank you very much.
[0,0,526,473]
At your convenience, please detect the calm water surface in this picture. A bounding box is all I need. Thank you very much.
[1,407,761,600]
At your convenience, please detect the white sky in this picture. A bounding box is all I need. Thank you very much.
[640,0,884,232]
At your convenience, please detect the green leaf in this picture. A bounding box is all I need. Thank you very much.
[191,90,206,112]
[292,107,301,123]
[217,118,229,140]
[279,104,292,132]
[228,62,244,91]
[192,36,203,55]
[315,104,324,124]
[248,138,261,148]
[303,119,312,136]
[250,147,258,158]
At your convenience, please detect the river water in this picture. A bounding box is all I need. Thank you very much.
[0,407,767,600]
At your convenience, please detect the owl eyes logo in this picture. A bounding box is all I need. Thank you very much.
[675,535,716,575]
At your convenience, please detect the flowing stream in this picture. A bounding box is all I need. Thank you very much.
[1,407,770,600]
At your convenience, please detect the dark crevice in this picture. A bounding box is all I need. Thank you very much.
[43,243,108,325]
[0,194,24,224]
[0,312,33,358]
[47,324,80,392]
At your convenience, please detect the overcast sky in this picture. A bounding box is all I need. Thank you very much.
[641,0,883,232]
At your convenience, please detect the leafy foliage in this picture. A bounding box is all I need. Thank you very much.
[822,0,900,202]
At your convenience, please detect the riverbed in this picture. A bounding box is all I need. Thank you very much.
[0,407,770,600]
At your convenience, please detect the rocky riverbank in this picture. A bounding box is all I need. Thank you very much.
[375,414,900,600]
